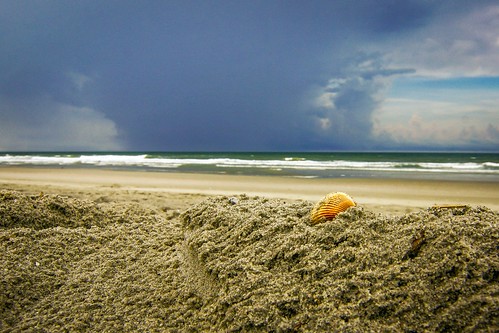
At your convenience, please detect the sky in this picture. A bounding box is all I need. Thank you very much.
[0,0,498,152]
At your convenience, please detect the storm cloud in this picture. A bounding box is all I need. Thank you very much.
[0,1,497,151]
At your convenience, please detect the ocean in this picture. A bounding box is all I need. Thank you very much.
[1,152,498,182]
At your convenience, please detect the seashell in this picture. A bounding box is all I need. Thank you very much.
[310,192,356,224]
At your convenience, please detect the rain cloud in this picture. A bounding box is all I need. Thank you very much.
[0,0,497,151]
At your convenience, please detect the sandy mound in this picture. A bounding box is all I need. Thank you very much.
[0,190,161,229]
[1,191,498,332]
[181,195,498,332]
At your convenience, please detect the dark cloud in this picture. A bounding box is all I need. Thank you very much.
[0,1,496,151]
[301,55,415,150]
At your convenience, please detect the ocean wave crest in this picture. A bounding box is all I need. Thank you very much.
[0,153,498,174]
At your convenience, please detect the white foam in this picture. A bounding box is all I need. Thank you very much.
[0,154,497,174]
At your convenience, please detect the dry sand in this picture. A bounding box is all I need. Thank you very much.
[1,168,498,331]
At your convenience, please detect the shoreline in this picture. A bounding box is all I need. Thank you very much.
[1,167,498,214]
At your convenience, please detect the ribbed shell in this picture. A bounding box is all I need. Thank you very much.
[310,192,356,224]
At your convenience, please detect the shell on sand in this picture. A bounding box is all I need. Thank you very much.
[310,192,356,224]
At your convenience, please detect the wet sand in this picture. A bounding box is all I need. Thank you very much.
[1,167,498,215]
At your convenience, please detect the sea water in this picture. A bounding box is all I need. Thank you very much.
[0,152,498,182]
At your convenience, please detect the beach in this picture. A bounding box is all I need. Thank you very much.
[1,167,498,214]
[1,167,498,331]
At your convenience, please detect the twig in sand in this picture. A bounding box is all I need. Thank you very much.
[431,204,468,209]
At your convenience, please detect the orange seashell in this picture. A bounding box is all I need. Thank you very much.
[310,192,356,224]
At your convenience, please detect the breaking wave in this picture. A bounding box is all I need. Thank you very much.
[1,153,498,175]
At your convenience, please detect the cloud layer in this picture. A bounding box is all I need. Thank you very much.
[0,1,497,151]
[0,95,121,151]
[383,4,499,77]
[374,96,499,150]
